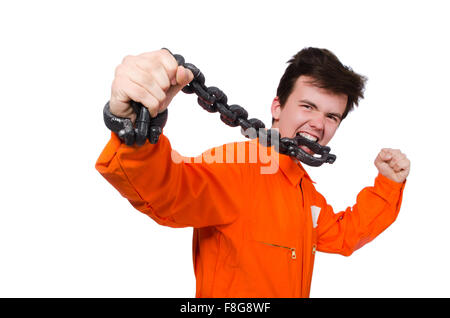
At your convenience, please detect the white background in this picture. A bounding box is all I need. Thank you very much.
[0,0,449,297]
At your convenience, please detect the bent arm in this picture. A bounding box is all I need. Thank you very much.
[316,173,406,256]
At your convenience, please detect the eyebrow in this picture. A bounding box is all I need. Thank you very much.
[299,99,343,121]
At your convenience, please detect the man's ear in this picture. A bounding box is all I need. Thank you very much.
[271,97,282,121]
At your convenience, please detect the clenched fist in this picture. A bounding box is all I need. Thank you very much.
[109,49,194,123]
[374,148,410,183]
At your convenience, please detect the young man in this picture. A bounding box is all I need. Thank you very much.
[95,48,410,297]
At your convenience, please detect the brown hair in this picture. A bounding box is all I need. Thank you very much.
[273,47,367,123]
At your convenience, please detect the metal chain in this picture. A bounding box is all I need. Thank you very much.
[164,48,336,167]
[106,48,337,167]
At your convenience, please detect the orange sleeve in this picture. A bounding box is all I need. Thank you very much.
[316,173,406,256]
[95,132,246,228]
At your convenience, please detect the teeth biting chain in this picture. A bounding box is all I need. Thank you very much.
[297,132,318,142]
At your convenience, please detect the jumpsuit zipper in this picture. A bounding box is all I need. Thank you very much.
[258,242,297,259]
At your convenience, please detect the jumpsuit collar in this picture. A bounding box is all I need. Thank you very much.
[277,152,315,186]
[255,138,315,186]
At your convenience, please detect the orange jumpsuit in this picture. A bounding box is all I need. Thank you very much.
[95,132,406,297]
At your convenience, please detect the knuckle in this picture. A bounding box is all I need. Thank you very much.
[111,77,120,89]
[136,59,154,75]
[111,76,127,94]
[155,89,167,102]
[134,88,147,102]
[114,64,125,77]
[148,83,165,102]
[145,95,159,109]
[156,50,167,62]
[149,68,171,91]
[121,54,134,64]
[144,99,160,116]
[133,69,148,86]
[159,78,170,91]
[137,52,158,67]
[159,48,173,60]
[139,51,156,59]
[159,50,178,70]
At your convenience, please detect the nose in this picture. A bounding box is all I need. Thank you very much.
[308,112,325,132]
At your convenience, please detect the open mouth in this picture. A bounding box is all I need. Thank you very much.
[295,132,320,155]
[290,132,336,167]
[296,132,319,142]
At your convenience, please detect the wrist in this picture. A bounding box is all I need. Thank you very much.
[102,101,168,146]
